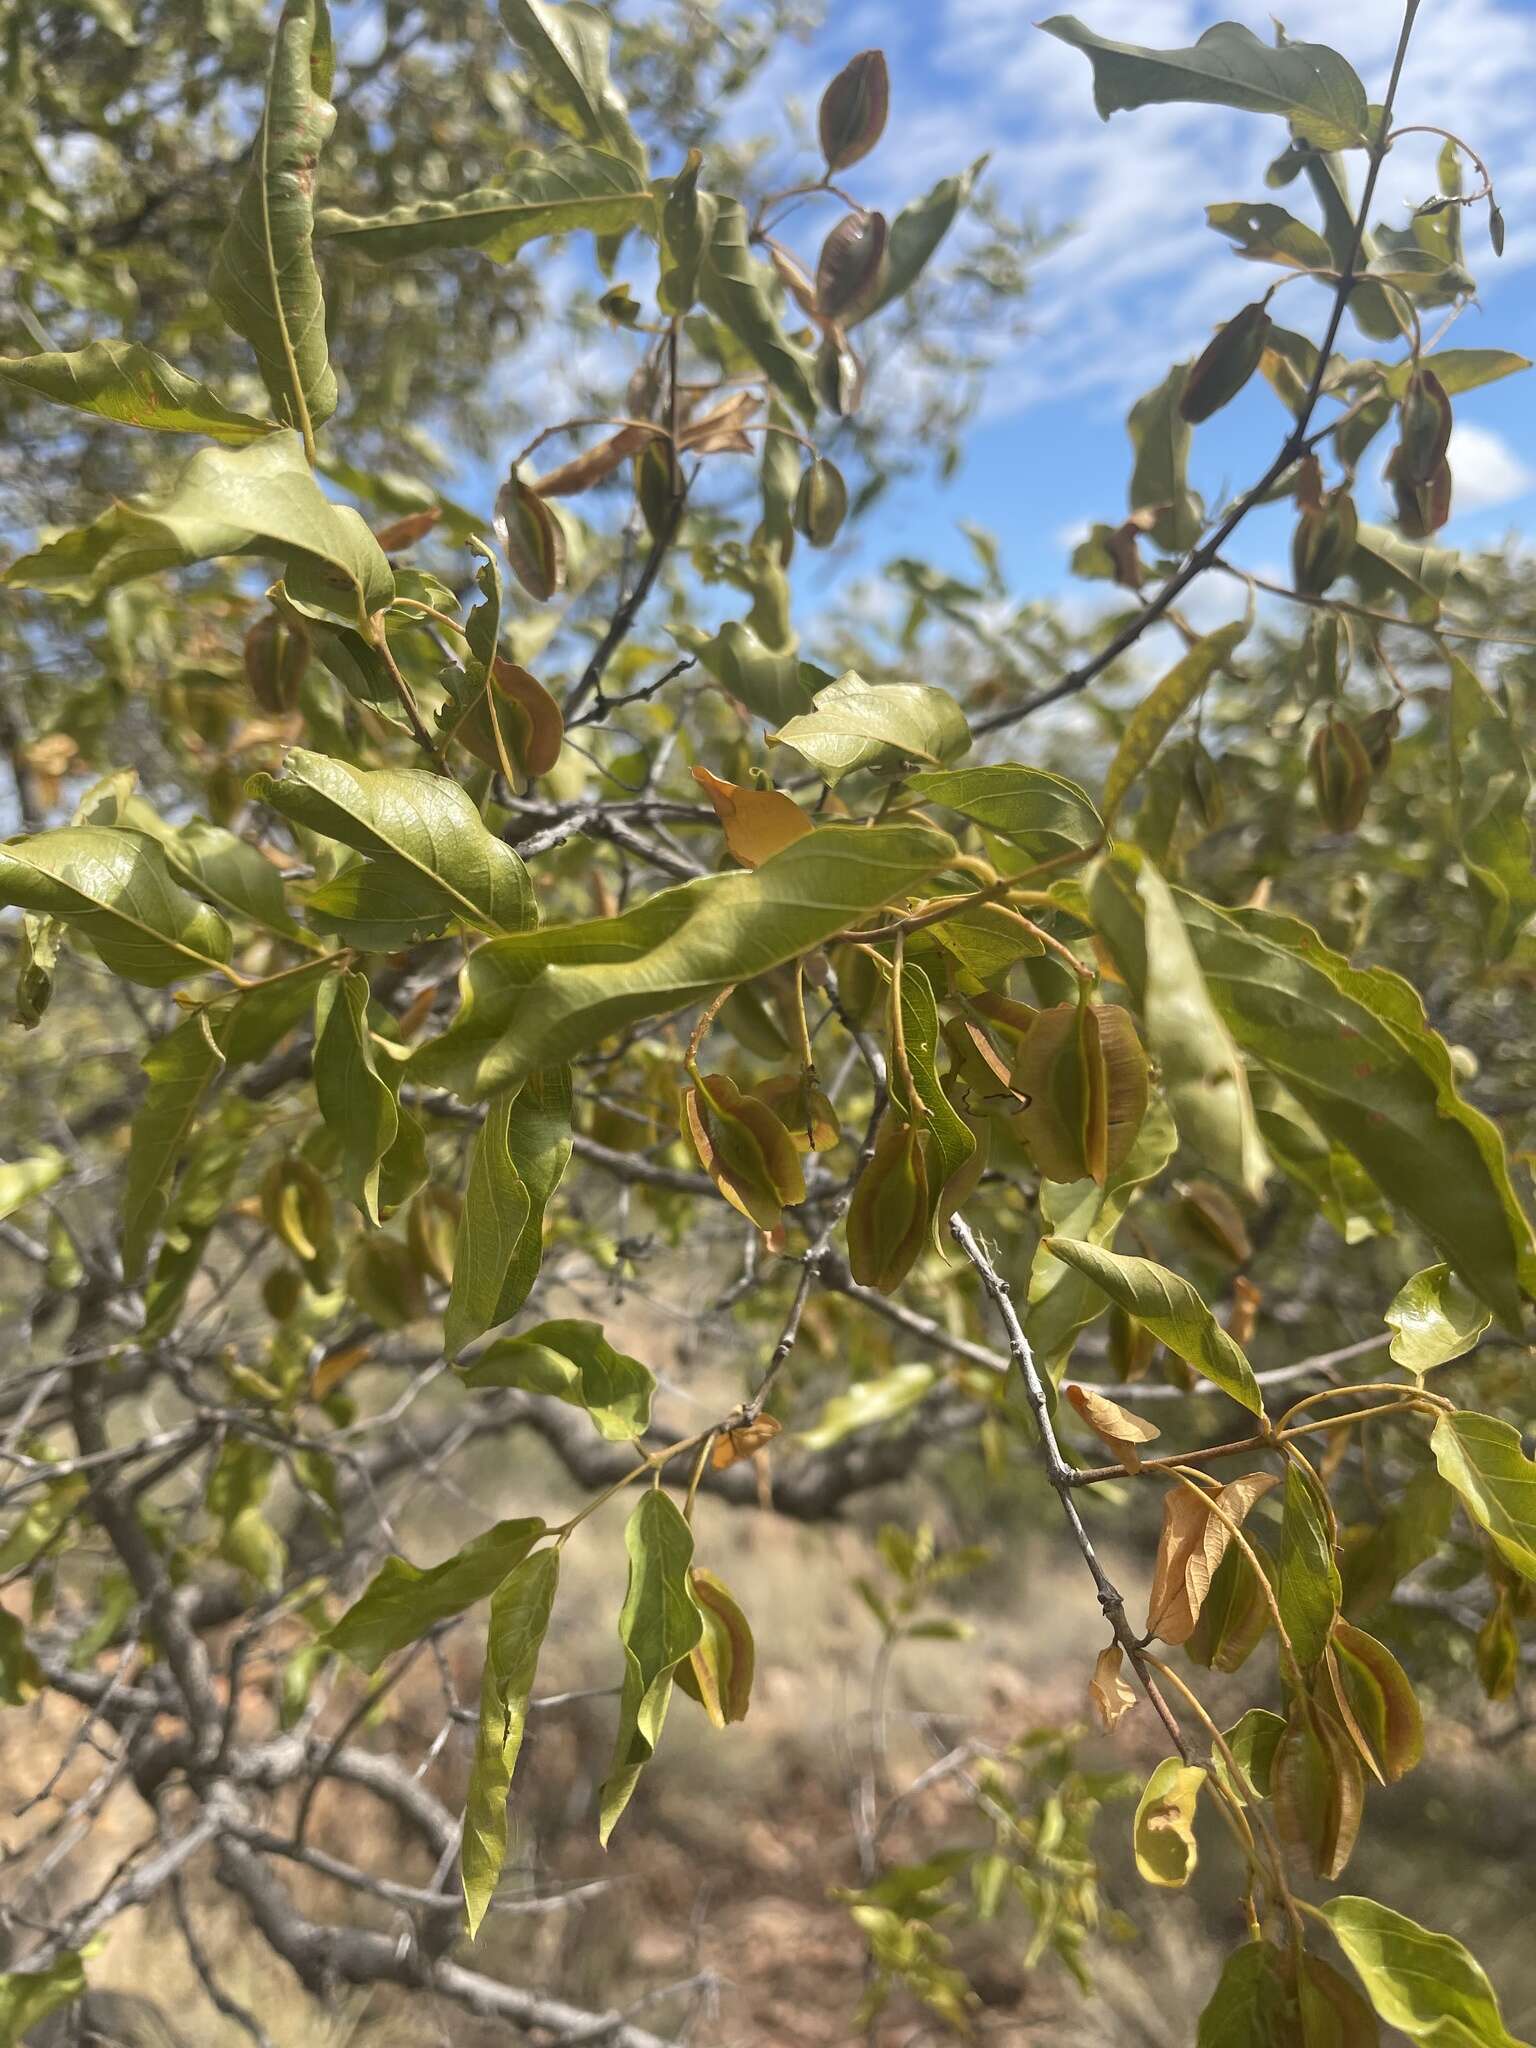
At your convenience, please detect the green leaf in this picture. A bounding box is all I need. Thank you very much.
[327,1517,546,1672]
[316,144,651,262]
[1127,362,1205,552]
[1025,1097,1177,1373]
[699,197,818,422]
[1040,1240,1263,1413]
[1197,1941,1292,2048]
[462,1546,560,1938]
[1278,1461,1341,1669]
[1132,1757,1206,1887]
[1385,1264,1491,1375]
[443,1091,533,1357]
[1167,892,1536,1328]
[498,0,647,174]
[1321,1896,1529,2046]
[800,1363,937,1449]
[907,763,1103,866]
[495,1066,573,1321]
[1206,199,1333,270]
[1249,1072,1392,1245]
[460,1318,655,1442]
[1448,654,1536,960]
[0,1149,65,1223]
[249,748,535,943]
[1430,1411,1536,1584]
[1103,621,1247,822]
[769,672,970,786]
[0,827,232,988]
[860,158,986,321]
[313,970,398,1226]
[5,432,392,625]
[674,618,815,725]
[0,1953,86,2045]
[891,961,974,1246]
[599,1491,702,1842]
[122,1010,228,1281]
[0,1609,42,1706]
[414,819,955,1100]
[1381,348,1530,398]
[1042,16,1371,149]
[1091,851,1269,1197]
[211,0,338,441]
[0,341,279,444]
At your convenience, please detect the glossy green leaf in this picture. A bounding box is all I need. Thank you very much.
[1321,1897,1529,2047]
[1430,1411,1536,1583]
[314,970,398,1225]
[1278,1461,1341,1669]
[1216,1707,1286,1801]
[249,748,535,943]
[860,157,986,321]
[1043,17,1370,149]
[0,341,278,443]
[0,827,232,988]
[800,1363,937,1450]
[892,960,974,1245]
[316,145,651,262]
[1448,654,1536,960]
[493,1067,571,1324]
[5,432,392,624]
[444,1091,533,1357]
[211,0,338,439]
[1168,891,1536,1328]
[1042,1239,1262,1412]
[1127,362,1205,552]
[121,1009,227,1281]
[907,763,1103,866]
[1132,1757,1206,1887]
[675,618,815,725]
[770,672,970,786]
[498,0,646,173]
[462,1545,560,1938]
[699,197,817,422]
[1092,851,1269,1197]
[599,1491,702,1842]
[0,1953,86,2044]
[413,820,954,1100]
[460,1318,655,1442]
[1103,622,1247,822]
[327,1516,545,1672]
[1385,1264,1491,1374]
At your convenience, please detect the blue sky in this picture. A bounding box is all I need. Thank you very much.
[717,0,1536,616]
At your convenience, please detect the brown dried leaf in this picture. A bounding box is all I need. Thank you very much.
[1065,1382,1161,1473]
[1089,1643,1138,1730]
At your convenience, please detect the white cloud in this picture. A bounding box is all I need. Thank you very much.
[1447,422,1535,513]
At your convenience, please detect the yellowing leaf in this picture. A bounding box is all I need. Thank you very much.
[1065,1382,1160,1472]
[692,765,813,867]
[1430,1410,1536,1583]
[1132,1757,1206,1888]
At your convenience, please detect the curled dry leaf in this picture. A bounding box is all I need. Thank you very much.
[372,506,441,551]
[692,765,813,868]
[533,423,654,497]
[1089,1642,1138,1730]
[711,1414,783,1469]
[1065,1382,1161,1473]
[1145,1472,1278,1645]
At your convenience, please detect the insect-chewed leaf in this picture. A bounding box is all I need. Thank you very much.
[250,747,535,945]
[691,766,813,867]
[327,1516,546,1672]
[1132,1757,1206,1888]
[770,671,970,787]
[599,1491,702,1842]
[818,48,889,172]
[1042,16,1370,149]
[1385,1262,1490,1375]
[1088,1643,1137,1730]
[1065,1383,1160,1473]
[462,1545,560,1938]
[460,1318,654,1443]
[0,340,279,444]
[1274,1696,1364,1882]
[1322,1895,1527,2046]
[211,0,337,438]
[1043,1240,1262,1412]
[413,821,954,1102]
[675,1566,755,1727]
[1430,1410,1536,1583]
